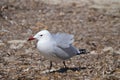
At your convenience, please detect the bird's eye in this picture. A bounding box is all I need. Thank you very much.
[40,35,43,36]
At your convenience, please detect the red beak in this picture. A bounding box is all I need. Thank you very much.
[28,36,35,41]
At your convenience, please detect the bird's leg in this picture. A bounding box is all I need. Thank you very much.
[49,61,52,70]
[63,61,67,68]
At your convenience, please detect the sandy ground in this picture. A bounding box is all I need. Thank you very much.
[0,0,120,80]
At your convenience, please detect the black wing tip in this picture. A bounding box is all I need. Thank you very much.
[77,49,89,55]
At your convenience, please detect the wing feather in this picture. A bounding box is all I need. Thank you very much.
[52,45,78,60]
[52,32,74,48]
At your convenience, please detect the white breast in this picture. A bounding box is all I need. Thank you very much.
[37,40,62,62]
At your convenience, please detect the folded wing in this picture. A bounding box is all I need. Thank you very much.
[52,45,79,60]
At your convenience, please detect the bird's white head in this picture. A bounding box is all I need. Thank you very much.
[28,30,51,41]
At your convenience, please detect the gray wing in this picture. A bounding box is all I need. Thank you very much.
[52,32,74,48]
[53,45,79,60]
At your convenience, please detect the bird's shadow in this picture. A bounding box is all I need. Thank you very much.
[50,67,86,73]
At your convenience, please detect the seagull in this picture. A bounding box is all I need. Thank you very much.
[28,30,87,70]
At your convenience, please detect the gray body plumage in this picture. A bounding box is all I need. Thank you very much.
[52,33,79,60]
